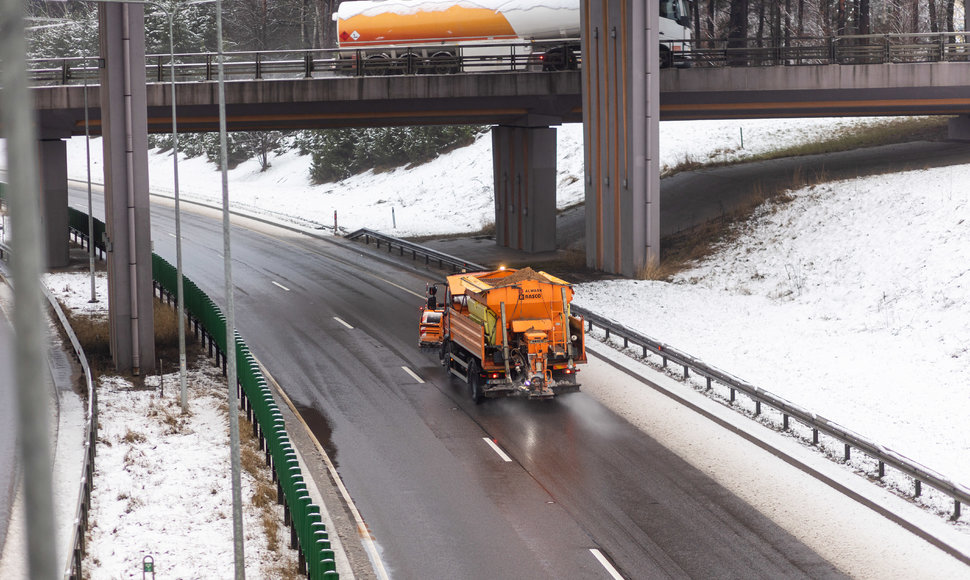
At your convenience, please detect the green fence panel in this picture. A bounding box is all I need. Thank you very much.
[69,211,336,579]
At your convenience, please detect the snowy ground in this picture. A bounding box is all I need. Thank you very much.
[572,164,970,518]
[59,117,901,237]
[41,272,300,579]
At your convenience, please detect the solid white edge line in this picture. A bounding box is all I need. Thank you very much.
[333,316,354,329]
[590,548,624,580]
[482,437,513,462]
[401,366,425,383]
[259,361,390,580]
[271,280,291,292]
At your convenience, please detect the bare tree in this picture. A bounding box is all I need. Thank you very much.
[317,0,339,49]
[859,0,871,35]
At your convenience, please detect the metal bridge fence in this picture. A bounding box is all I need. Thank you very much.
[66,210,339,579]
[26,39,580,86]
[23,32,970,86]
[345,227,970,524]
[691,32,970,67]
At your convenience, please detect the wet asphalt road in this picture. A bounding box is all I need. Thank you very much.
[97,192,846,580]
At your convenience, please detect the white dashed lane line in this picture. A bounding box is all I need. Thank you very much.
[271,280,290,292]
[590,549,624,580]
[401,366,424,383]
[333,316,354,329]
[483,438,512,462]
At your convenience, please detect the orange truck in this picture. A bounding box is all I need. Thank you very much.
[333,0,693,73]
[419,267,586,403]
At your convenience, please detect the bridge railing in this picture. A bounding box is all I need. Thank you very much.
[25,32,970,85]
[685,32,970,67]
[26,39,580,86]
[345,228,970,524]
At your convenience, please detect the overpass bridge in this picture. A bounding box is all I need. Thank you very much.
[30,59,970,134]
[19,14,970,372]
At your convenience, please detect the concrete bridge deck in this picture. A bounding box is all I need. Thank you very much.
[30,61,970,137]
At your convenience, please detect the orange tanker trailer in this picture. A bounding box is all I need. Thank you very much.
[419,267,586,403]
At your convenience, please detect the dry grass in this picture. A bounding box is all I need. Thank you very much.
[661,116,950,179]
[650,187,799,280]
[122,429,146,444]
[64,310,111,359]
[237,412,296,576]
[153,300,180,349]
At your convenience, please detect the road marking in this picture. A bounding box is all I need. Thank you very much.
[271,280,290,292]
[372,275,424,299]
[401,366,424,383]
[483,438,512,462]
[590,549,624,580]
[333,316,354,329]
[259,362,391,580]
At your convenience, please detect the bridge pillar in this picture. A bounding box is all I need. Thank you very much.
[100,4,155,375]
[582,0,661,276]
[38,139,69,269]
[948,115,970,141]
[492,126,557,253]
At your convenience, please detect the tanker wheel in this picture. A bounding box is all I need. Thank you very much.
[468,360,484,405]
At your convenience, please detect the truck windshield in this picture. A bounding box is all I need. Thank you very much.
[660,0,688,21]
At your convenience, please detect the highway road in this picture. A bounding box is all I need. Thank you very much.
[63,188,848,580]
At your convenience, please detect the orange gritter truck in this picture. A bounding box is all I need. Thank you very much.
[419,267,586,403]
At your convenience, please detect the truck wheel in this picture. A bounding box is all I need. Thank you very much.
[468,360,484,405]
[439,339,450,367]
[660,46,673,69]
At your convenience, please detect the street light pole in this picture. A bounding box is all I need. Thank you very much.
[215,0,247,575]
[83,55,98,304]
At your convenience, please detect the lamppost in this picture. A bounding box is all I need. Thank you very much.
[82,53,97,304]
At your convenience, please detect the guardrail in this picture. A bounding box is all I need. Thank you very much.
[575,308,970,521]
[346,228,486,273]
[24,32,970,86]
[68,214,339,578]
[345,228,970,524]
[0,240,98,580]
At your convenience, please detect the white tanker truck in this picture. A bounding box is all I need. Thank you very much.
[332,0,692,74]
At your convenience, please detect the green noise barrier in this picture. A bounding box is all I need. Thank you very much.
[70,210,338,579]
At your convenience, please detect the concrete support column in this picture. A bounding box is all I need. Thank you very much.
[492,126,557,253]
[582,0,660,276]
[948,115,970,141]
[100,4,155,375]
[38,139,69,269]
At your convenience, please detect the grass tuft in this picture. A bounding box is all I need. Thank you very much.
[661,117,949,178]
